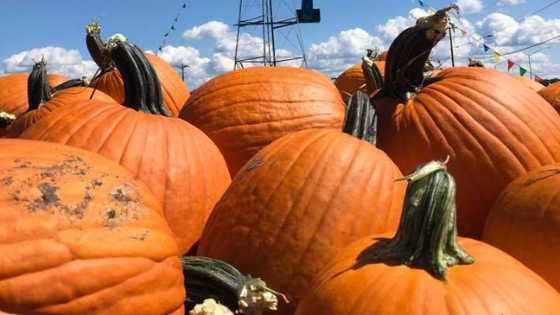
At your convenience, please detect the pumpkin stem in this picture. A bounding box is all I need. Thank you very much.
[0,111,16,126]
[378,5,457,102]
[86,21,113,71]
[27,58,53,112]
[362,51,384,95]
[365,157,474,281]
[106,35,170,116]
[181,256,286,315]
[342,91,377,145]
[52,77,91,92]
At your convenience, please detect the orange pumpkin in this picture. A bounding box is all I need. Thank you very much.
[179,66,346,176]
[0,139,184,314]
[296,159,560,315]
[86,22,189,116]
[482,163,560,291]
[373,7,560,239]
[198,128,407,315]
[20,36,231,255]
[510,74,545,92]
[538,81,560,114]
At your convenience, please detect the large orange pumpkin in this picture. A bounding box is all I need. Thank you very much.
[482,163,560,291]
[5,60,114,138]
[0,139,184,315]
[197,128,407,315]
[372,7,560,239]
[510,74,545,92]
[86,22,189,116]
[296,159,560,315]
[20,36,231,255]
[0,70,69,136]
[538,81,560,114]
[179,66,346,176]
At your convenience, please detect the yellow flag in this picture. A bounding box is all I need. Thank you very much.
[428,7,435,15]
[494,52,500,62]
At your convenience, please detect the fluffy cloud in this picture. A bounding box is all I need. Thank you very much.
[456,0,484,14]
[2,47,97,79]
[476,14,560,46]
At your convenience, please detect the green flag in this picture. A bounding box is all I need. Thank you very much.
[519,67,527,77]
[171,25,176,31]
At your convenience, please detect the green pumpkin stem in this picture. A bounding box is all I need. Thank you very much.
[86,21,113,71]
[342,91,377,145]
[27,58,53,112]
[366,157,474,281]
[181,256,287,315]
[378,5,458,101]
[362,53,384,95]
[0,111,16,126]
[53,78,90,92]
[106,35,170,116]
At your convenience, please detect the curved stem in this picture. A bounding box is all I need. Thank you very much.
[181,256,285,315]
[53,78,90,92]
[106,35,170,116]
[365,158,474,281]
[86,21,113,71]
[27,58,52,111]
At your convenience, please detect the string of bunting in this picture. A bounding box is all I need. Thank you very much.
[156,0,191,55]
[411,0,544,82]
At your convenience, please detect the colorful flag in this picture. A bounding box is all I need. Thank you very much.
[519,67,527,77]
[419,0,425,7]
[494,52,500,62]
[428,7,435,15]
[507,60,514,72]
[483,45,489,52]
[535,75,542,82]
[171,25,176,31]
[461,29,467,36]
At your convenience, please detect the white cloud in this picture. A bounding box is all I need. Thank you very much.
[476,14,560,47]
[497,0,525,7]
[2,47,97,79]
[182,21,230,41]
[456,0,484,14]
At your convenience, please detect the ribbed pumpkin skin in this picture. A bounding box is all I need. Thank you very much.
[179,66,346,176]
[295,234,560,315]
[19,100,231,255]
[0,139,184,315]
[509,75,545,92]
[89,54,189,116]
[482,163,560,291]
[198,129,407,315]
[6,87,115,138]
[538,81,560,114]
[334,62,386,101]
[0,73,68,136]
[376,67,560,239]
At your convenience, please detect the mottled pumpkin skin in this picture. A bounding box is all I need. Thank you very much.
[198,129,407,315]
[334,62,385,102]
[483,163,560,291]
[179,66,346,177]
[19,100,231,255]
[6,87,115,138]
[295,234,560,315]
[0,73,68,136]
[89,54,190,116]
[538,81,560,114]
[376,67,560,239]
[0,139,184,315]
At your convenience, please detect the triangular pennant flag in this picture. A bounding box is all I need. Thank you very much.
[174,18,178,22]
[507,60,514,72]
[164,32,169,37]
[418,0,425,7]
[461,29,467,36]
[182,3,186,8]
[428,7,435,15]
[158,46,162,51]
[494,52,500,62]
[483,45,489,52]
[519,67,527,77]
[535,75,542,82]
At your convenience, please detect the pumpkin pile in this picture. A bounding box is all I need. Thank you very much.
[2,4,560,315]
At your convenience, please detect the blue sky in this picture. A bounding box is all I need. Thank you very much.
[1,0,559,88]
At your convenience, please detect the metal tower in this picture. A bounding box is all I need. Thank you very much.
[233,0,320,70]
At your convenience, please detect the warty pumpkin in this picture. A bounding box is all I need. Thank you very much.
[20,35,231,255]
[86,22,189,116]
[482,163,560,292]
[538,81,560,114]
[5,60,114,138]
[369,6,560,239]
[179,66,346,176]
[0,139,184,315]
[197,128,407,315]
[295,159,560,315]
